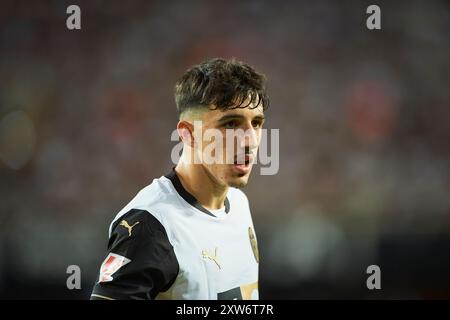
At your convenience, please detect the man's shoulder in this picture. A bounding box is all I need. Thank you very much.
[135,175,174,205]
[124,175,172,208]
[108,174,178,236]
[228,187,250,206]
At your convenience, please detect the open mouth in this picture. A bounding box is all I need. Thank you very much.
[233,155,252,174]
[234,154,252,165]
[234,158,250,166]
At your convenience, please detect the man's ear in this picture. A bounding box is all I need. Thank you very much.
[177,120,194,147]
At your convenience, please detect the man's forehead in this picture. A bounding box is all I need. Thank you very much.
[206,105,264,120]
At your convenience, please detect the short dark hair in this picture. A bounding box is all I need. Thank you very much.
[174,58,269,117]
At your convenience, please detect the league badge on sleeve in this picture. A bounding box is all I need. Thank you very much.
[98,253,131,283]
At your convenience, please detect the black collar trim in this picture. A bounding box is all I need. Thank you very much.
[165,169,230,217]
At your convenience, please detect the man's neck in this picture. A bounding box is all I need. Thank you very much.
[174,162,228,211]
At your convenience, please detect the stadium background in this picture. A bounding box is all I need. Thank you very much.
[0,0,449,299]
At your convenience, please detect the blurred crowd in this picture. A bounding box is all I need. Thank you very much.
[0,0,449,299]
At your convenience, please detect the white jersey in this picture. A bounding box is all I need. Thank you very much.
[91,169,259,300]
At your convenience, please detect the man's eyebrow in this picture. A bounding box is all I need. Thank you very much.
[216,114,265,123]
[253,115,265,121]
[217,114,244,122]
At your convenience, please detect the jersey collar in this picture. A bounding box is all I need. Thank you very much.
[165,169,230,218]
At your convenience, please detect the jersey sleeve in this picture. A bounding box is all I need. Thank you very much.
[90,209,179,300]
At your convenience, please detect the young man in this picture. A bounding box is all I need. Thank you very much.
[91,58,268,300]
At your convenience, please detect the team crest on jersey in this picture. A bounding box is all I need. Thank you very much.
[98,253,131,283]
[248,227,259,263]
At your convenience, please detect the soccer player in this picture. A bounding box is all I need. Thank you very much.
[90,58,268,300]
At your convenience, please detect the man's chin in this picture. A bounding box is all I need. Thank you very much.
[227,175,249,188]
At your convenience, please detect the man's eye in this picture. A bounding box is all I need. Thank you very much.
[252,121,262,128]
[224,121,238,128]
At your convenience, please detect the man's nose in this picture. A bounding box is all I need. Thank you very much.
[238,126,258,151]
